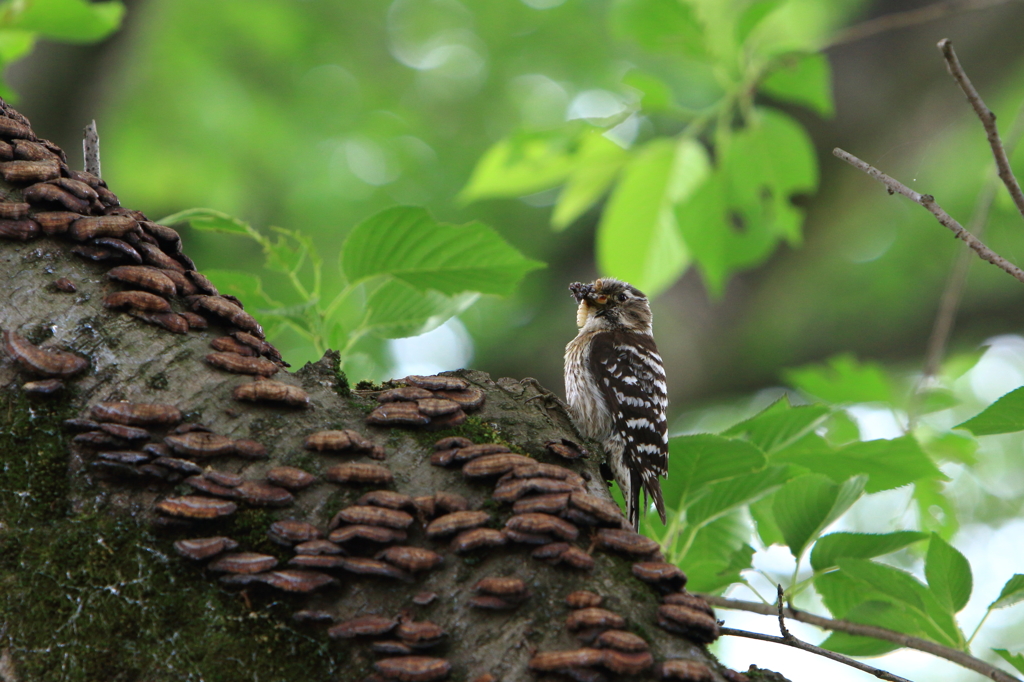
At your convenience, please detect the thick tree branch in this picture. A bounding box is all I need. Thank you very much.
[703,594,1022,682]
[0,97,750,682]
[832,147,1024,286]
[938,39,1024,222]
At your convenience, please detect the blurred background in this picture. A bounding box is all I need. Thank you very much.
[7,0,1024,404]
[5,0,1024,680]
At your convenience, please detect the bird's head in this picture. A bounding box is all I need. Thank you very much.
[569,278,652,333]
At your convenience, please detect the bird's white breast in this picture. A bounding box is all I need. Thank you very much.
[564,329,612,441]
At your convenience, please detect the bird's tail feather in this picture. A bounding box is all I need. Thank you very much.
[627,469,667,530]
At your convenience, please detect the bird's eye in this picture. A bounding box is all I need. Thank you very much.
[617,293,628,302]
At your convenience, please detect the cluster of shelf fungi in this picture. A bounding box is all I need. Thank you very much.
[0,98,748,682]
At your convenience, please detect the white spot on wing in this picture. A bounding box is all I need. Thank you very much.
[625,417,656,430]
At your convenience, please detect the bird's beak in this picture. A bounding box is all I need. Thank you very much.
[569,282,594,303]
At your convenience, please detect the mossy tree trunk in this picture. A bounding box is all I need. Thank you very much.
[0,107,784,682]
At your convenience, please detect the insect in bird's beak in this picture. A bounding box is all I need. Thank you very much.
[569,282,595,303]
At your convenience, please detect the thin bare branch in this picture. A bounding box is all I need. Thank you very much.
[703,594,1022,682]
[725,587,914,682]
[720,628,915,682]
[938,38,1024,221]
[918,97,1024,386]
[776,584,792,639]
[828,0,1018,47]
[832,147,1024,286]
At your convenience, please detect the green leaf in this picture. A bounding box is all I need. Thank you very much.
[686,465,792,527]
[720,105,817,241]
[341,206,544,296]
[759,52,834,118]
[837,559,927,613]
[158,210,320,286]
[158,207,256,238]
[722,394,830,453]
[0,28,34,100]
[993,649,1024,675]
[822,410,860,446]
[834,436,950,492]
[680,512,754,593]
[942,349,985,382]
[770,431,833,463]
[597,137,708,298]
[810,531,928,572]
[956,386,1024,435]
[816,573,952,651]
[838,558,963,647]
[816,568,951,649]
[677,107,817,295]
[264,226,318,276]
[459,130,577,203]
[8,0,124,43]
[784,353,895,405]
[361,280,479,339]
[202,269,280,309]
[920,431,977,466]
[926,533,972,613]
[821,633,899,657]
[820,602,918,656]
[915,477,958,539]
[622,70,675,113]
[266,236,304,275]
[0,29,35,63]
[736,0,784,44]
[990,574,1024,610]
[916,388,959,415]
[775,436,947,493]
[608,0,706,58]
[673,174,727,295]
[772,474,865,559]
[663,434,767,509]
[749,494,784,547]
[551,132,627,230]
[816,569,873,619]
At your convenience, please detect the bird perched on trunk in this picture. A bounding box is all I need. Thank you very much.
[564,278,668,530]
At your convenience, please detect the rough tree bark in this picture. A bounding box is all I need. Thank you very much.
[0,100,785,682]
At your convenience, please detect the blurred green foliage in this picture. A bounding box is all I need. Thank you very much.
[0,0,123,99]
[95,0,873,373]
[52,0,1024,398]
[462,0,837,297]
[160,205,542,361]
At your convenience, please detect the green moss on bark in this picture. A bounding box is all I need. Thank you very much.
[411,416,505,450]
[0,390,76,524]
[0,391,341,681]
[334,368,350,399]
[0,516,340,681]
